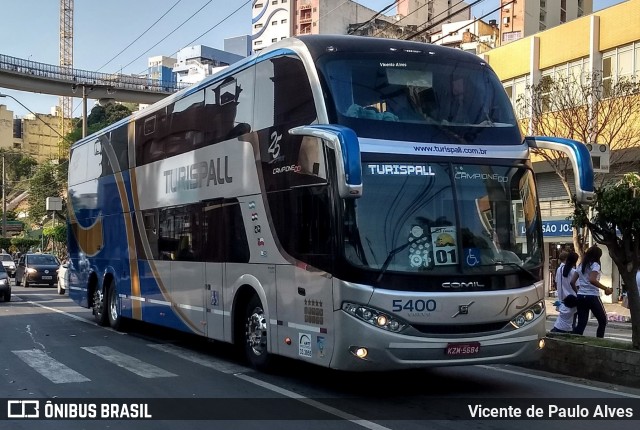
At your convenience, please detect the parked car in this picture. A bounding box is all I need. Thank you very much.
[57,261,70,295]
[16,253,61,288]
[0,253,16,278]
[0,263,10,301]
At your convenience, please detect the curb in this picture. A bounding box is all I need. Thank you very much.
[545,314,631,330]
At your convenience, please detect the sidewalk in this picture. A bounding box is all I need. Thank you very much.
[545,297,632,327]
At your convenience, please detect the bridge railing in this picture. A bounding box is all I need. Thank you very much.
[0,54,188,94]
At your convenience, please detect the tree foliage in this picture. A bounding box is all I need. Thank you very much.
[65,103,133,144]
[27,163,63,225]
[43,224,67,257]
[0,149,38,196]
[573,173,640,349]
[518,72,640,256]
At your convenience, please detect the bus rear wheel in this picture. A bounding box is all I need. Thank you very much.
[107,284,123,330]
[244,295,271,371]
[92,287,108,326]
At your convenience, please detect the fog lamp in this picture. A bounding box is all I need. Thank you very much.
[376,315,388,326]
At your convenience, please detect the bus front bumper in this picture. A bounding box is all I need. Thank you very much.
[329,310,546,371]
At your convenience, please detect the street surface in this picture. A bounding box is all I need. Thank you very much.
[2,283,639,430]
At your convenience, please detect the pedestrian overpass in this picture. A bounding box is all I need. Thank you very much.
[0,53,187,105]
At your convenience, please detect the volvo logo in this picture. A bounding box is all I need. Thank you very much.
[442,281,485,288]
[452,301,475,318]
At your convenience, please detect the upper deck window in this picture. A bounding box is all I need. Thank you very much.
[317,50,521,145]
[321,54,515,127]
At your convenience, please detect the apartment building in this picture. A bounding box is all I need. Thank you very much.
[500,0,593,44]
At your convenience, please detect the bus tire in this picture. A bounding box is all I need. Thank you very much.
[92,286,108,326]
[107,283,123,331]
[244,294,271,371]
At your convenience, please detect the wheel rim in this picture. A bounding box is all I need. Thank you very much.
[246,306,267,356]
[109,289,118,322]
[93,289,104,316]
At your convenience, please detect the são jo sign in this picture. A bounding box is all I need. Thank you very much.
[518,220,573,237]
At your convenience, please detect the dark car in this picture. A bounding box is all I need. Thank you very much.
[16,253,60,288]
[0,263,10,301]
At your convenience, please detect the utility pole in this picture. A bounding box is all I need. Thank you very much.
[2,154,5,239]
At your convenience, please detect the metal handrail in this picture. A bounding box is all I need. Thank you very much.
[0,53,188,94]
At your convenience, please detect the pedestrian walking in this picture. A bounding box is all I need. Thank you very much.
[551,251,579,333]
[554,251,568,295]
[571,246,612,338]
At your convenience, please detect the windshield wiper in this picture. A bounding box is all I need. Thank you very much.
[376,241,414,283]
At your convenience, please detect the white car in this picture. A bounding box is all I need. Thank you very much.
[57,262,69,295]
[0,253,16,278]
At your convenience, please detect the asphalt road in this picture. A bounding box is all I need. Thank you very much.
[2,284,640,430]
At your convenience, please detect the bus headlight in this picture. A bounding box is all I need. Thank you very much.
[343,302,407,333]
[510,300,545,329]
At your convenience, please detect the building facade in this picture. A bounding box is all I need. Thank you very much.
[500,0,593,45]
[0,105,13,151]
[486,0,640,300]
[224,35,252,57]
[147,56,177,86]
[396,0,471,33]
[0,104,69,162]
[173,45,244,85]
[252,0,474,53]
[429,19,499,53]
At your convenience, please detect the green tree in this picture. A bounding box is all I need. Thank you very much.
[43,224,67,257]
[518,73,640,257]
[573,173,640,349]
[65,103,133,144]
[27,163,62,225]
[0,150,38,197]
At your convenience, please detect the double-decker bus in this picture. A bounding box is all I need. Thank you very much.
[67,35,594,371]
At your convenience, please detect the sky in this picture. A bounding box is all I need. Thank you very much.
[0,0,626,118]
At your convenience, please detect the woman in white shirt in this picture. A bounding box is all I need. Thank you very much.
[571,246,612,337]
[551,251,579,333]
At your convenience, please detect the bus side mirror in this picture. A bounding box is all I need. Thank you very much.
[525,136,595,205]
[289,125,362,199]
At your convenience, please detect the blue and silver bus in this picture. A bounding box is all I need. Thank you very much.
[67,35,594,371]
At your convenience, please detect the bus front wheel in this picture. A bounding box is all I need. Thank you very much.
[244,295,271,370]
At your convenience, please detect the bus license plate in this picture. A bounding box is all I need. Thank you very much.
[446,342,480,356]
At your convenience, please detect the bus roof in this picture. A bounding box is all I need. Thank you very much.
[70,35,486,150]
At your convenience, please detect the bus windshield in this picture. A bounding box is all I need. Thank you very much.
[342,161,542,280]
[318,52,520,144]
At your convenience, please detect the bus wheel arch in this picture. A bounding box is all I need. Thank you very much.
[233,286,271,370]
